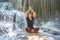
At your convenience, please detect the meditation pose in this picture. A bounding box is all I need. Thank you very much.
[25,6,39,32]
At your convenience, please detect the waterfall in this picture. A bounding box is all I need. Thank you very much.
[0,2,27,40]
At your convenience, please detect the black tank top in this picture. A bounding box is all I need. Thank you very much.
[26,17,34,29]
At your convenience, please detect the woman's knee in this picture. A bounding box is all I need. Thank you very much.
[34,27,39,31]
[25,27,31,31]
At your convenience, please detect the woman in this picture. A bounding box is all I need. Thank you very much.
[25,6,39,32]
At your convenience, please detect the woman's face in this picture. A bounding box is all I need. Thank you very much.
[29,14,32,18]
[27,13,29,17]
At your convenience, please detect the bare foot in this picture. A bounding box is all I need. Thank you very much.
[31,29,35,32]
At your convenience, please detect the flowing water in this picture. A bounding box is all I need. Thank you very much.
[0,2,60,40]
[38,17,60,40]
[0,2,27,40]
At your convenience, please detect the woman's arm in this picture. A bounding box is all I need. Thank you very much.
[25,9,30,17]
[30,7,36,18]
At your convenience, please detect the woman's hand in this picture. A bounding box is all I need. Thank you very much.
[29,6,32,10]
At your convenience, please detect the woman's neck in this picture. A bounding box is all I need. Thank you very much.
[29,17,32,20]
